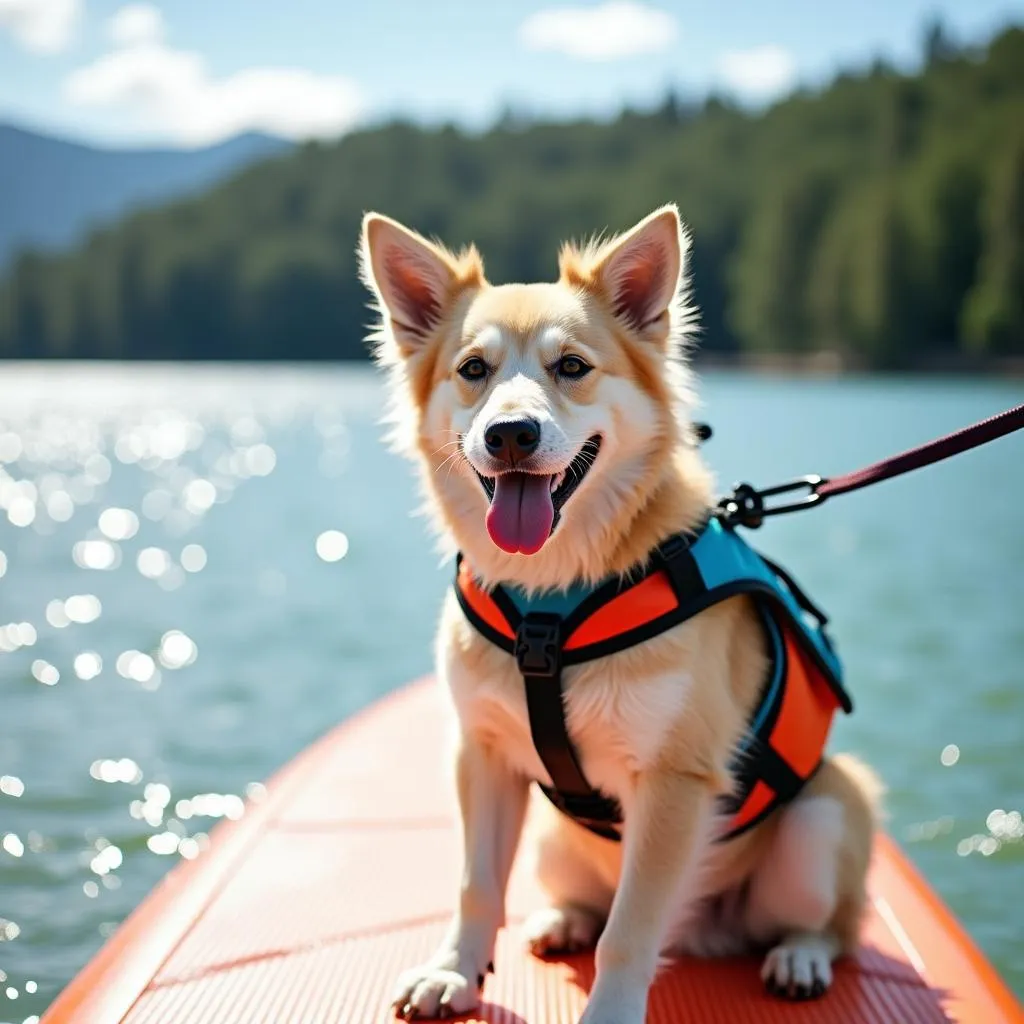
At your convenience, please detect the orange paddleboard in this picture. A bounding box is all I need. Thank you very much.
[43,678,1023,1024]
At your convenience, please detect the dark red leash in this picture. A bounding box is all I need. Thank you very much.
[717,402,1024,528]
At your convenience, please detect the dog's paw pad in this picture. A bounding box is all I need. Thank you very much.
[523,905,602,957]
[391,965,480,1020]
[761,938,833,1001]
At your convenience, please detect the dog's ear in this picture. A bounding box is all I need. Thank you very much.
[564,205,686,333]
[360,214,482,355]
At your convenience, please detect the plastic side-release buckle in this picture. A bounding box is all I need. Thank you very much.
[657,532,703,599]
[515,613,563,679]
[657,532,691,563]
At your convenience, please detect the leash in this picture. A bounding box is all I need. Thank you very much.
[714,402,1024,529]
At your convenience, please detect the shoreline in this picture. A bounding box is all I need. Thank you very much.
[692,350,1024,378]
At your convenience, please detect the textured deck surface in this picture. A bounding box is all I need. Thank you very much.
[44,678,1023,1024]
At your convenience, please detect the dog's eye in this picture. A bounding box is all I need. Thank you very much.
[556,355,592,379]
[458,357,489,381]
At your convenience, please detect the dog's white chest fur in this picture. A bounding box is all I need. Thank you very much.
[443,597,692,800]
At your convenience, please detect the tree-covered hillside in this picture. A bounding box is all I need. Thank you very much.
[1,24,1022,366]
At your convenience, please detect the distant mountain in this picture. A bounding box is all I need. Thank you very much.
[0,124,291,266]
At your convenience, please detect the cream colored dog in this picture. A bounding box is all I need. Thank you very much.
[359,206,881,1024]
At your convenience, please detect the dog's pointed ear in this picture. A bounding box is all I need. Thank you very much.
[564,205,686,332]
[360,214,482,354]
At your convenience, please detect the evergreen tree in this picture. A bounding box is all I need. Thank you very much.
[730,166,836,351]
[0,24,1021,366]
[962,135,1024,355]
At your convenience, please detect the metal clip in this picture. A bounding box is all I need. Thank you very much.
[718,475,827,529]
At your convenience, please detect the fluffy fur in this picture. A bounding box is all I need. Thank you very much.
[359,207,882,1023]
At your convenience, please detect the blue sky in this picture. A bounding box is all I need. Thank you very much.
[0,0,1020,148]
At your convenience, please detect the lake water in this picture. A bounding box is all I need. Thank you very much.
[0,363,1021,1020]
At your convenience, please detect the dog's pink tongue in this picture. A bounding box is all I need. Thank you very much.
[485,473,554,555]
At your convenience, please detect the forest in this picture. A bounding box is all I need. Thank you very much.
[1,23,1021,367]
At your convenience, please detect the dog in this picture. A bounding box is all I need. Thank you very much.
[359,205,881,1024]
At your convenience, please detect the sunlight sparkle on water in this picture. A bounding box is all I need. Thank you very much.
[956,807,1023,858]
[158,630,197,669]
[184,479,217,514]
[941,744,960,767]
[180,544,207,572]
[45,490,74,522]
[98,507,139,541]
[178,837,200,860]
[7,496,35,528]
[177,792,245,820]
[115,651,157,684]
[72,539,120,571]
[136,547,172,580]
[45,601,70,628]
[63,594,102,624]
[0,776,25,798]
[147,832,179,855]
[89,759,143,785]
[0,623,37,652]
[30,660,59,686]
[316,530,349,562]
[145,783,171,807]
[986,809,1024,841]
[73,652,103,680]
[89,845,123,876]
[2,834,25,857]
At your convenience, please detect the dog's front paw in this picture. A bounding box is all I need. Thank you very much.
[761,935,834,1000]
[391,962,483,1020]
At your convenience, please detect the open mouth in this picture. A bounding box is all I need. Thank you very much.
[475,435,601,555]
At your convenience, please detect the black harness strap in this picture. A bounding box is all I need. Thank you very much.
[515,613,591,797]
[515,612,624,835]
[515,530,707,839]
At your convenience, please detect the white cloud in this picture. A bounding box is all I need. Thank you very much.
[0,0,79,53]
[715,45,797,102]
[520,1,676,61]
[64,4,363,145]
[108,2,164,47]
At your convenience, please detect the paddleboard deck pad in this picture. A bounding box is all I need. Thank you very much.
[42,679,1023,1023]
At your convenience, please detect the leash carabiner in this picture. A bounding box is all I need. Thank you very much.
[718,475,827,529]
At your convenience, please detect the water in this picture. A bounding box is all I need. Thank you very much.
[0,363,1021,1020]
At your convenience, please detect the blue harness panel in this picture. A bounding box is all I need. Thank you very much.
[690,517,845,692]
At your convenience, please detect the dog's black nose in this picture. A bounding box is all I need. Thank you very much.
[484,418,541,465]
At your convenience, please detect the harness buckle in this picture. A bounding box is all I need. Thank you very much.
[515,613,563,679]
[718,476,826,529]
[657,533,692,562]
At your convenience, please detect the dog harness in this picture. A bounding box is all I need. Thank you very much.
[454,515,852,842]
